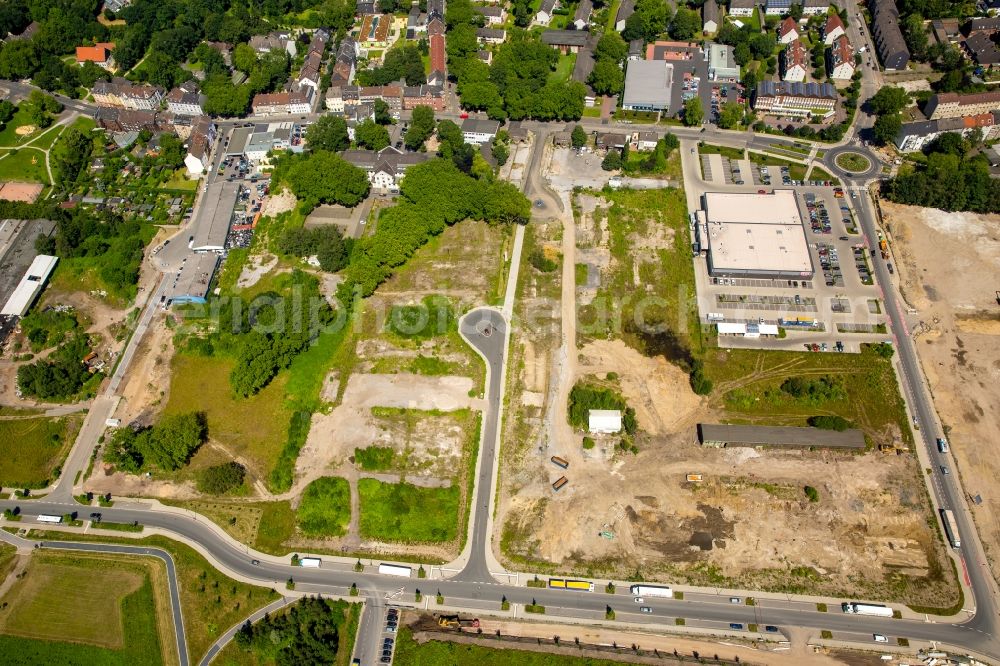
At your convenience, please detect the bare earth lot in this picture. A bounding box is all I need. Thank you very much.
[883,200,1000,585]
[497,156,955,607]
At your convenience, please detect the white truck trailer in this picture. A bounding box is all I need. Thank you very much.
[841,602,893,617]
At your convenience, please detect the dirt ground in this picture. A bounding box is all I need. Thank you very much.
[883,200,1000,585]
[496,161,954,607]
[260,188,296,218]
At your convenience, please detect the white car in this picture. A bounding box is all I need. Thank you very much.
[634,597,644,603]
[873,634,888,643]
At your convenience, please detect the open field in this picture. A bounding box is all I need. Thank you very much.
[0,180,43,202]
[0,415,82,488]
[297,476,351,536]
[358,478,460,542]
[882,201,1000,587]
[0,551,173,665]
[0,107,46,147]
[0,149,49,184]
[20,533,281,663]
[496,168,956,607]
[162,354,294,482]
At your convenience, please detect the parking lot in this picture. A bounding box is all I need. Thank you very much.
[379,606,398,663]
[694,186,891,351]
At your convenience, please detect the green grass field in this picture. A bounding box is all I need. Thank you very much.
[0,148,49,184]
[808,165,841,185]
[30,124,65,151]
[23,533,280,664]
[162,354,294,480]
[550,52,577,83]
[0,107,46,147]
[297,477,351,537]
[0,552,168,665]
[393,626,628,666]
[358,479,460,543]
[162,169,199,192]
[0,416,81,488]
[698,143,744,160]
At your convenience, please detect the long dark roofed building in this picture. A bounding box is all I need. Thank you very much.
[697,424,866,449]
[870,0,910,70]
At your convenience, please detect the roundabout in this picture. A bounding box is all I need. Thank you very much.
[834,151,871,174]
[823,144,882,182]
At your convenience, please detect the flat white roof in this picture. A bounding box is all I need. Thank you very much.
[1,254,57,316]
[708,221,813,274]
[704,189,801,225]
[717,322,746,334]
[623,60,673,108]
[588,409,623,433]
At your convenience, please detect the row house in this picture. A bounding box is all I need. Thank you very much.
[95,107,173,133]
[778,17,798,44]
[166,80,205,116]
[895,112,1000,151]
[330,37,359,87]
[752,80,838,118]
[326,84,445,113]
[402,85,447,111]
[92,78,165,110]
[781,38,808,81]
[827,35,856,80]
[341,146,430,192]
[925,90,1000,119]
[184,116,218,175]
[251,90,312,116]
[728,0,755,17]
[823,13,846,46]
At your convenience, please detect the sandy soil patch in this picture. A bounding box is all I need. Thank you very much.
[260,188,296,218]
[341,373,477,411]
[86,467,198,499]
[236,253,278,290]
[0,181,43,203]
[883,200,1000,585]
[13,125,34,136]
[114,318,174,427]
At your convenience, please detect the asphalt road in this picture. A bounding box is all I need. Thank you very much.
[198,596,294,666]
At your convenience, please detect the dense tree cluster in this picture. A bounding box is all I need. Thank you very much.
[234,597,351,666]
[780,375,846,403]
[51,127,94,191]
[807,415,853,431]
[305,115,349,153]
[16,333,95,400]
[716,23,777,67]
[588,32,626,97]
[886,135,1000,212]
[104,412,207,473]
[274,150,370,211]
[197,462,246,494]
[356,43,425,86]
[277,225,352,272]
[340,158,530,299]
[404,105,435,151]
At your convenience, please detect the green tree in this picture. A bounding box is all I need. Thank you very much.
[594,31,628,63]
[873,113,902,145]
[717,102,744,129]
[306,115,350,152]
[571,124,588,149]
[490,137,509,166]
[868,86,908,116]
[51,127,93,190]
[683,96,703,126]
[283,150,371,209]
[373,98,392,125]
[669,7,702,40]
[601,150,622,170]
[355,119,390,151]
[903,13,929,60]
[233,43,258,74]
[405,105,435,150]
[588,59,624,96]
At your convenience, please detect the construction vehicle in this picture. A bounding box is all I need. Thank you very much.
[879,239,889,260]
[438,615,481,629]
[686,473,703,482]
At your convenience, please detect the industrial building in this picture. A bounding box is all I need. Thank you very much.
[165,253,220,306]
[708,42,740,81]
[190,181,240,253]
[697,424,866,449]
[1,254,58,316]
[622,60,673,112]
[588,410,622,434]
[701,190,813,279]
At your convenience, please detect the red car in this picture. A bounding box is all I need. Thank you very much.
[758,189,767,194]
[459,112,469,119]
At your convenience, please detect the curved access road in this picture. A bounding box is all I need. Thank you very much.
[0,529,188,666]
[199,596,295,666]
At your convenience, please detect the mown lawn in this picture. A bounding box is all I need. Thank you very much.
[0,107,46,147]
[297,477,351,537]
[358,479,460,543]
[0,148,49,183]
[0,415,81,488]
[0,552,169,666]
[550,52,577,83]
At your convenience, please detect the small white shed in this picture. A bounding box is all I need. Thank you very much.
[588,409,622,434]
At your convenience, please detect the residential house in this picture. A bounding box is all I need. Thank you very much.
[823,13,846,45]
[537,0,559,26]
[966,16,1000,34]
[801,0,828,16]
[506,121,529,142]
[359,14,392,48]
[478,49,493,64]
[708,42,740,81]
[341,146,430,191]
[166,81,205,116]
[595,132,628,149]
[541,30,591,54]
[462,118,501,144]
[402,85,447,111]
[615,0,635,30]
[574,0,594,29]
[428,0,445,20]
[765,0,792,15]
[76,42,116,69]
[573,47,597,106]
[778,16,799,44]
[781,39,808,81]
[356,0,376,13]
[895,112,1000,151]
[474,5,506,25]
[632,130,659,151]
[871,0,910,70]
[477,28,507,44]
[628,39,643,59]
[251,90,311,115]
[102,0,130,13]
[931,18,961,45]
[703,0,720,33]
[95,108,171,133]
[964,31,1000,68]
[925,90,1000,119]
[330,37,358,87]
[92,78,164,110]
[408,6,427,34]
[728,0,756,18]
[249,31,297,57]
[827,35,856,79]
[752,80,838,117]
[185,116,217,176]
[206,41,233,66]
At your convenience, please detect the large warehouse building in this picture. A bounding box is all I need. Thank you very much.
[702,190,813,280]
[697,424,866,449]
[1,254,57,316]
